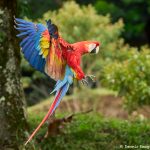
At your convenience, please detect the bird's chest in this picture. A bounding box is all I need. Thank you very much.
[63,50,81,67]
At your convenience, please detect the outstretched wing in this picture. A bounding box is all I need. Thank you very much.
[14,18,67,80]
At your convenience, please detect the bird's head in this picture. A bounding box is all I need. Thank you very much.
[86,41,100,54]
[72,41,100,55]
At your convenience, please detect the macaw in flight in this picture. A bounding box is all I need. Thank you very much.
[14,17,100,145]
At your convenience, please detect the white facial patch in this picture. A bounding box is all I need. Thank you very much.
[88,44,96,52]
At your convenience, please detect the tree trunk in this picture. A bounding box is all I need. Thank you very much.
[0,0,29,149]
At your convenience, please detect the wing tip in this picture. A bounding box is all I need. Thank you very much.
[46,19,58,39]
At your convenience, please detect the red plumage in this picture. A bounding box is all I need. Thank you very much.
[58,38,100,80]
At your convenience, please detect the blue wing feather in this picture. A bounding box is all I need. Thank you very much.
[39,58,46,72]
[22,39,33,53]
[29,51,38,67]
[20,36,31,47]
[32,52,40,69]
[16,32,28,38]
[34,55,41,70]
[15,18,33,25]
[15,18,47,73]
[24,42,35,60]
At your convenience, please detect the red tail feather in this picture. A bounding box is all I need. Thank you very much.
[25,89,62,145]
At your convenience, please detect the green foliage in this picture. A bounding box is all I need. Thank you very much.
[18,0,31,18]
[26,0,63,19]
[94,0,150,44]
[94,0,123,20]
[102,48,150,112]
[40,1,123,43]
[28,112,150,150]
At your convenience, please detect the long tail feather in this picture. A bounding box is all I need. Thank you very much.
[24,82,69,145]
[25,88,62,145]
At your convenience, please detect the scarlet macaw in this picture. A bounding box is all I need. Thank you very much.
[14,18,100,145]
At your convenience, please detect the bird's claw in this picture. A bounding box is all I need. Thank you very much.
[85,75,96,82]
[81,75,96,86]
[81,78,88,86]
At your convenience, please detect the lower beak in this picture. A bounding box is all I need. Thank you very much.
[90,46,99,54]
[90,48,96,53]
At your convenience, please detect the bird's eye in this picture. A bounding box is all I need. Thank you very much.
[88,44,96,52]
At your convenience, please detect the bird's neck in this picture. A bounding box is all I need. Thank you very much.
[72,44,88,56]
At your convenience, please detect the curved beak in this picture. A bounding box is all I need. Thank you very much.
[90,46,99,54]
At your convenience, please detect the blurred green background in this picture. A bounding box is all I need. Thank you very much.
[17,0,150,149]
